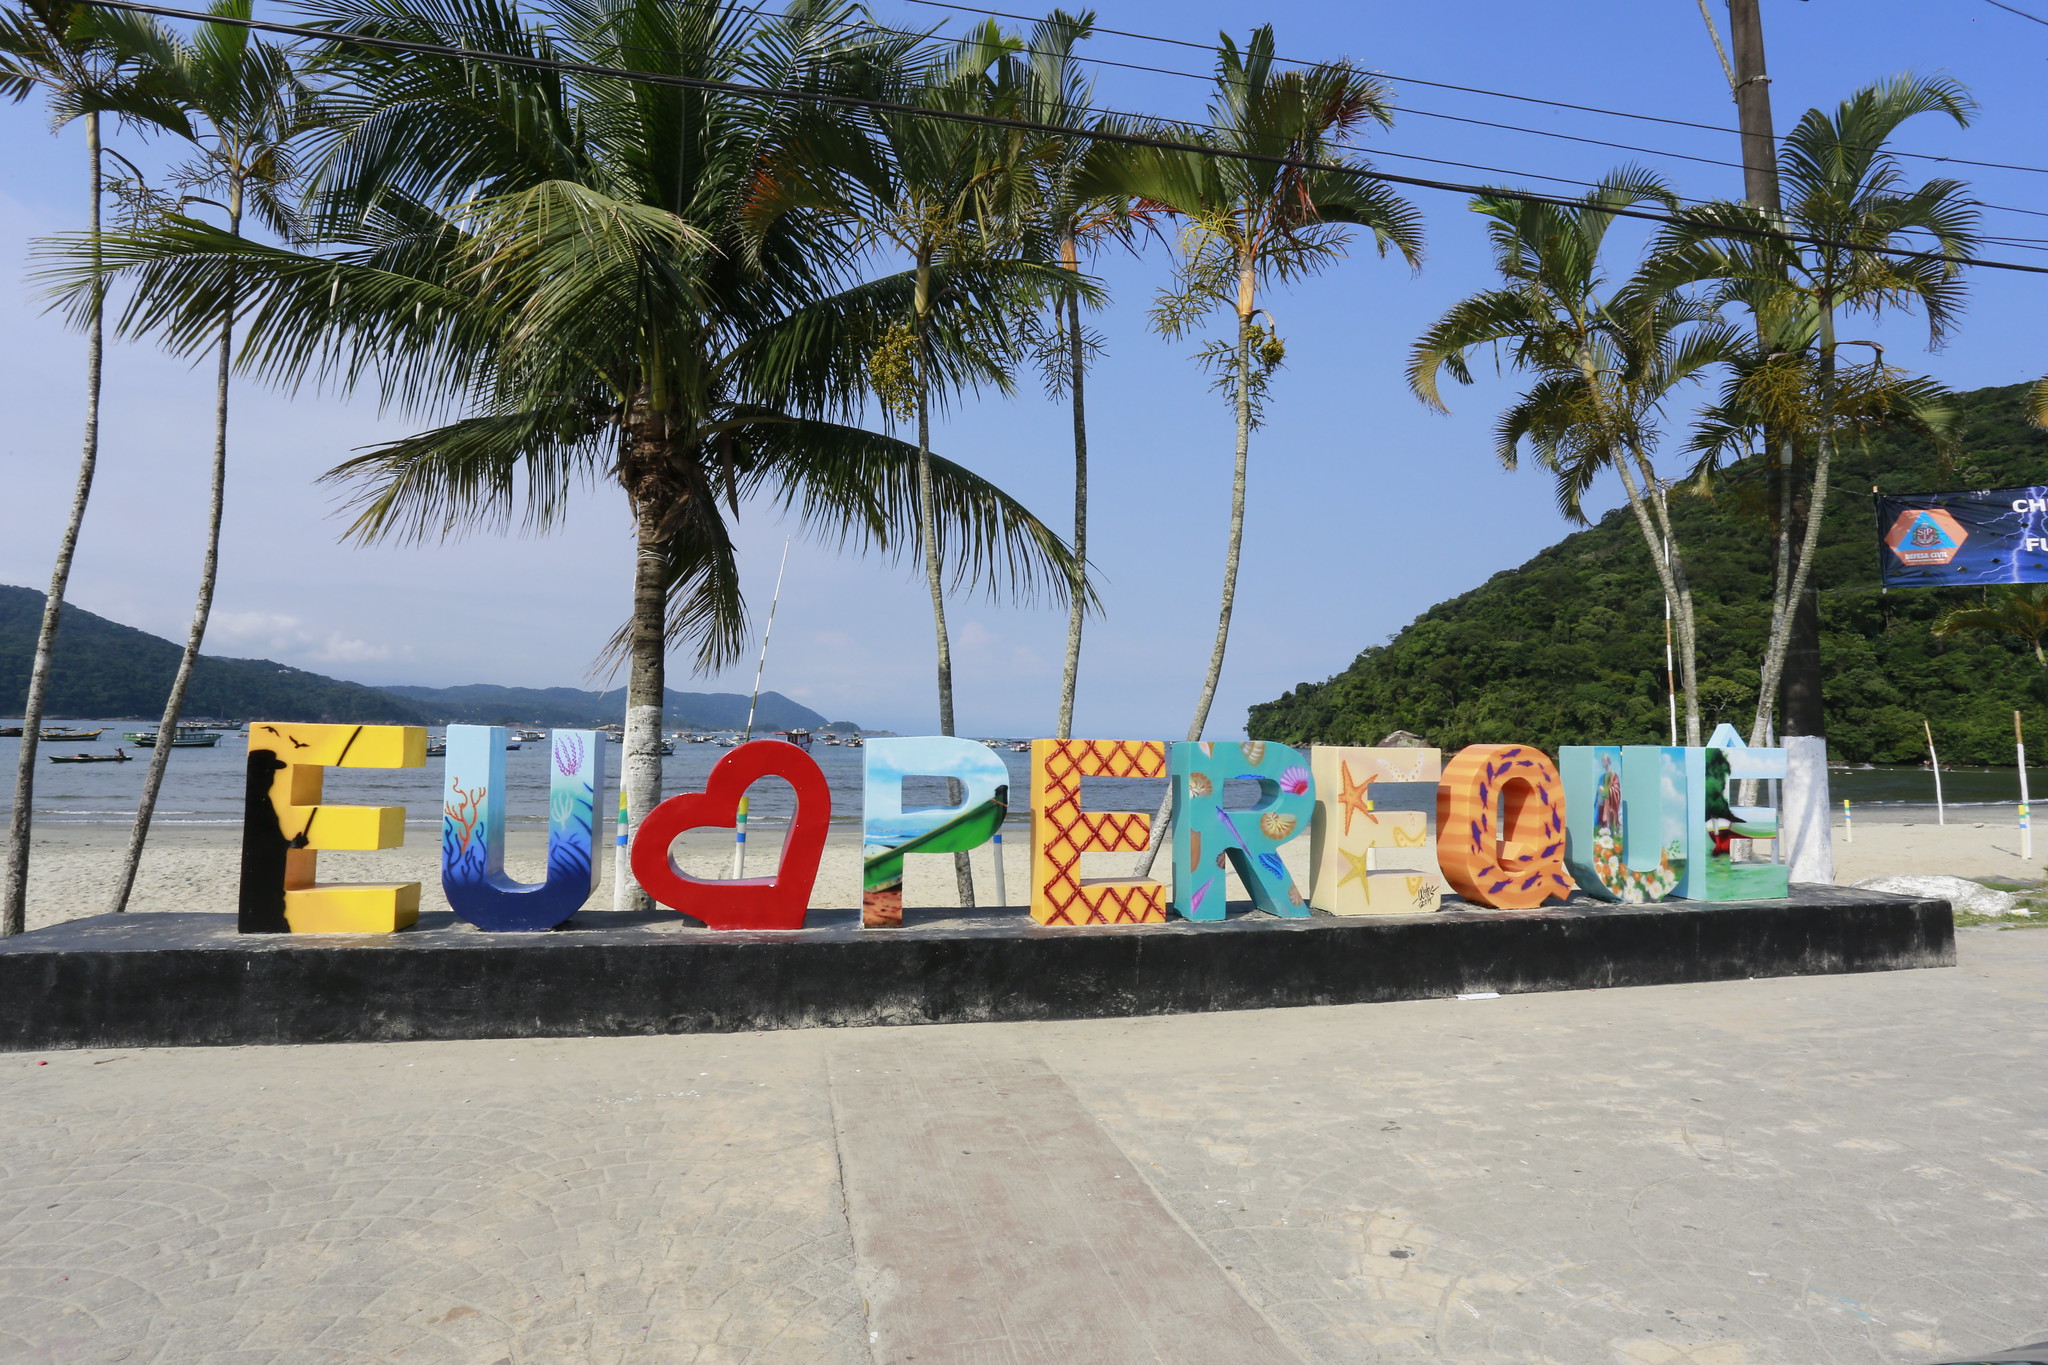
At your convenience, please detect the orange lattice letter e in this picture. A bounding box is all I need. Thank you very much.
[1029,739,1169,925]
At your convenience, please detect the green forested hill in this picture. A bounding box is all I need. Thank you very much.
[0,587,426,723]
[1249,381,2048,765]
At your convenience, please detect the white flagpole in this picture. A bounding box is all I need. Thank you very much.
[1925,717,1946,827]
[1663,536,1678,746]
[2019,710,2033,861]
[733,538,793,878]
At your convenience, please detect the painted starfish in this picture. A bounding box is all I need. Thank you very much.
[1336,845,1373,892]
[1337,760,1379,836]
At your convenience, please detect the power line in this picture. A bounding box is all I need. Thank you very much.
[295,0,2048,226]
[63,0,2048,279]
[1983,0,2048,26]
[897,0,2048,181]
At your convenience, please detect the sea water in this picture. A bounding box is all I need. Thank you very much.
[4,727,2018,828]
[0,728,1178,829]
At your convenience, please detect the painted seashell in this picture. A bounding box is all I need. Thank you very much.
[1241,741,1267,765]
[1215,852,1228,869]
[1188,772,1214,798]
[1259,812,1297,840]
[1278,765,1309,796]
[1287,883,1304,906]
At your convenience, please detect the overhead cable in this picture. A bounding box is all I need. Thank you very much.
[898,0,2048,179]
[64,0,2048,279]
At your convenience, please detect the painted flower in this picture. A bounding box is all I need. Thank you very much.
[1278,765,1309,796]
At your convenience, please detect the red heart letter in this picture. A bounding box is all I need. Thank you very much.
[630,740,831,929]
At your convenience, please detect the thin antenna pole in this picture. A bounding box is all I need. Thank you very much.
[733,538,793,878]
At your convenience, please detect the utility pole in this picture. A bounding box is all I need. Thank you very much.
[1723,0,1833,883]
[1726,0,1781,211]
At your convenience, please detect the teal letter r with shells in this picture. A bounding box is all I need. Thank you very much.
[1169,740,1314,921]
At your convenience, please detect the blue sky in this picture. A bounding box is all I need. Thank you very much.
[3,0,2045,736]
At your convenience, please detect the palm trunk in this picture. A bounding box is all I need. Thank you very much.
[1055,234,1087,742]
[617,402,668,913]
[110,188,242,914]
[1751,332,1837,749]
[1750,434,1797,747]
[1613,456,1699,747]
[5,110,105,938]
[911,254,974,906]
[1634,456,1702,746]
[1137,262,1256,879]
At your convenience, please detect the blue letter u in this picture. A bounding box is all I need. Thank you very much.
[441,725,605,930]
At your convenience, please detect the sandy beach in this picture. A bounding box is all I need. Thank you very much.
[12,803,2037,932]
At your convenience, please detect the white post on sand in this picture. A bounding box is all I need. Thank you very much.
[2018,710,2033,861]
[1924,716,1946,827]
[1842,798,1853,844]
[611,786,631,909]
[990,826,1008,907]
[733,537,794,879]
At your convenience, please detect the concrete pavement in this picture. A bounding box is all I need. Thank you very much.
[5,928,2046,1364]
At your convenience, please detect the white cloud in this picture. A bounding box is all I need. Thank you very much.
[208,611,396,666]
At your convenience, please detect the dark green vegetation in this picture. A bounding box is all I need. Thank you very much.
[381,684,839,732]
[1250,382,2048,764]
[0,585,424,723]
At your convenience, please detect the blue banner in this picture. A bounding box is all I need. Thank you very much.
[1875,487,2048,586]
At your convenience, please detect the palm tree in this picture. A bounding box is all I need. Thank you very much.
[799,18,1091,902]
[1934,586,2048,672]
[1654,75,1979,749]
[77,0,321,916]
[52,0,1083,911]
[1108,28,1420,743]
[0,0,182,937]
[1010,8,1131,740]
[1410,170,1735,746]
[1088,26,1421,875]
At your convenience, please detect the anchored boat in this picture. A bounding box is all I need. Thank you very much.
[124,731,222,748]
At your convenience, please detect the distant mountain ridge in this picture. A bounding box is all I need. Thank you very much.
[0,586,426,723]
[381,682,841,731]
[0,587,857,732]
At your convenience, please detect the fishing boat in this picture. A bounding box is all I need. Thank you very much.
[1009,741,1029,752]
[126,730,221,748]
[39,727,104,742]
[845,735,864,748]
[426,741,447,757]
[514,729,545,742]
[50,747,132,764]
[0,725,21,737]
[780,728,814,749]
